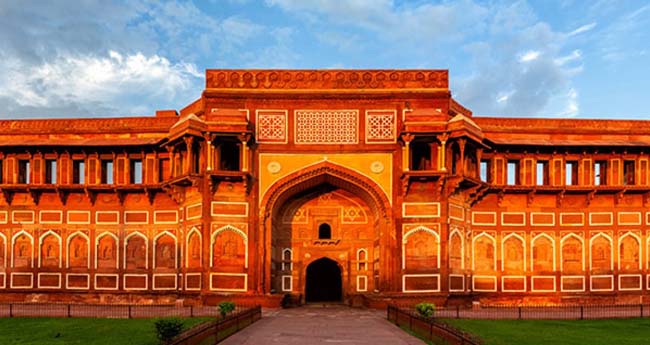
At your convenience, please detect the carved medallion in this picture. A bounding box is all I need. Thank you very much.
[370,161,384,174]
[267,161,282,174]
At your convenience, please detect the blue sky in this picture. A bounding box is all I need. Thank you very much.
[0,0,648,119]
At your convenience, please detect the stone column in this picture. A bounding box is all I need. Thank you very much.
[437,133,449,172]
[401,133,414,171]
[184,136,194,174]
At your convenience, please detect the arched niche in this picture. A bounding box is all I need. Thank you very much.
[211,225,247,272]
[502,233,525,273]
[124,232,148,270]
[96,232,118,269]
[154,231,177,269]
[12,230,33,268]
[67,231,90,269]
[473,232,496,272]
[39,230,62,268]
[402,226,440,270]
[531,233,555,272]
[590,233,612,272]
[186,228,202,269]
[619,232,640,271]
[561,233,584,273]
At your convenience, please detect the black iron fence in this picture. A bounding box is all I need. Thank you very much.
[0,302,255,319]
[387,305,481,345]
[170,305,262,345]
[393,303,650,320]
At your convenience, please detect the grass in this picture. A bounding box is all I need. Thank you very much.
[0,317,211,345]
[443,318,650,345]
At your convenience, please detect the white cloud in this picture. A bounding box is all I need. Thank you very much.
[554,50,582,65]
[560,88,579,117]
[0,51,202,117]
[519,50,541,62]
[567,22,597,36]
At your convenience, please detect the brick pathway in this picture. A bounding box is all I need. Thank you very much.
[221,304,425,345]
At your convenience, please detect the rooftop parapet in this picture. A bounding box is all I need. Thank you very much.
[205,69,448,90]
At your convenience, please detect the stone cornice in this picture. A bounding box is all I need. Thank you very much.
[205,69,448,90]
[475,117,650,135]
[0,116,177,135]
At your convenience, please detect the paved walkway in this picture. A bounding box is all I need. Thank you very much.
[221,304,425,345]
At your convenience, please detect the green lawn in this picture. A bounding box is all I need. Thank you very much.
[443,318,650,345]
[0,317,212,345]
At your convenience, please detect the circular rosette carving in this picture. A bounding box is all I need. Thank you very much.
[370,161,384,174]
[267,161,282,174]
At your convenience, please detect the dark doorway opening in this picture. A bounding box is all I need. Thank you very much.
[305,257,342,302]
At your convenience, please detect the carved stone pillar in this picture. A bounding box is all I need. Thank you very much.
[437,133,449,172]
[239,134,251,172]
[184,136,194,174]
[205,133,214,172]
[401,133,414,171]
[166,145,175,178]
[458,138,466,176]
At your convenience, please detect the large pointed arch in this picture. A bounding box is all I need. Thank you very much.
[259,160,395,294]
[261,161,392,221]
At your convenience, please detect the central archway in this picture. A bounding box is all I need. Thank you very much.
[258,161,397,295]
[306,257,342,302]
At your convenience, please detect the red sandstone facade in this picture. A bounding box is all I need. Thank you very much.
[1,69,650,306]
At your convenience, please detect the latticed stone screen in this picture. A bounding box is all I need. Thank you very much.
[295,110,358,144]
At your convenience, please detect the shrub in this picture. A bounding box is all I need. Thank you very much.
[415,302,435,318]
[218,301,236,318]
[154,317,184,344]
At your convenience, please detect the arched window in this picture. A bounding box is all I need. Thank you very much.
[318,223,331,239]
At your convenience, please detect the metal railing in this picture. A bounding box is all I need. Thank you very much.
[394,303,650,320]
[0,302,255,319]
[170,305,262,345]
[387,305,481,345]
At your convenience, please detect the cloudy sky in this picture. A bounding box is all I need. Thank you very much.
[1,0,648,119]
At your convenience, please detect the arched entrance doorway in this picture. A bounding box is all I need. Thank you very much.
[259,161,396,296]
[306,258,342,302]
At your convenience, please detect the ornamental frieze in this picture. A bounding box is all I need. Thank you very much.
[206,69,448,89]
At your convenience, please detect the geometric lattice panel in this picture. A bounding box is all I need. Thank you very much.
[295,110,358,144]
[257,110,287,143]
[366,110,396,143]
